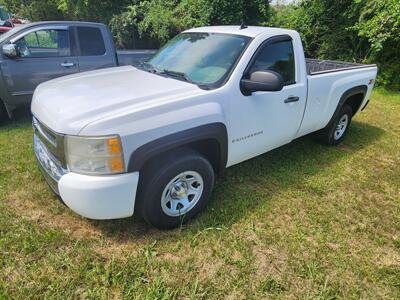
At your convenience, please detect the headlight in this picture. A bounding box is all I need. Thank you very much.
[65,135,125,175]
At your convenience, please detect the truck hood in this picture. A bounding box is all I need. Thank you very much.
[31,66,204,135]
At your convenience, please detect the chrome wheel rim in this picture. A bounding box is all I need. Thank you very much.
[334,114,349,140]
[161,171,204,217]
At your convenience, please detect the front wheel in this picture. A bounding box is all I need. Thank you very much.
[136,149,215,229]
[315,104,353,146]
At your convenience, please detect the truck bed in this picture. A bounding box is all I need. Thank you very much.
[306,58,376,76]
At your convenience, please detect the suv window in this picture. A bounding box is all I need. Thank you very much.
[77,27,105,56]
[249,40,295,85]
[16,29,70,58]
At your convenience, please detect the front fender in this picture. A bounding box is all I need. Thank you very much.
[127,122,228,172]
[79,101,228,172]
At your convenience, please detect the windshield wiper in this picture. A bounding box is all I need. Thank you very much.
[138,61,160,74]
[162,69,194,84]
[139,65,198,86]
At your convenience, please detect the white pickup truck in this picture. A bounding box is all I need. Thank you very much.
[31,26,377,229]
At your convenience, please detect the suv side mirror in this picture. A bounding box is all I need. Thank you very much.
[240,71,284,95]
[2,44,19,59]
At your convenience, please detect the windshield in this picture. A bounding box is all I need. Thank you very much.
[145,32,251,87]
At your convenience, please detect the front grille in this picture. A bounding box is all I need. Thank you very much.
[32,117,67,168]
[39,124,57,146]
[33,116,68,194]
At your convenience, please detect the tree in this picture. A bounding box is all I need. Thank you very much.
[57,0,131,23]
[2,0,398,88]
[0,0,65,21]
[270,0,400,89]
[354,0,400,88]
[110,0,271,47]
[0,0,130,23]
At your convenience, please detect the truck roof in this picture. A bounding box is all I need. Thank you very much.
[27,21,103,25]
[15,21,105,29]
[0,21,106,43]
[185,25,296,38]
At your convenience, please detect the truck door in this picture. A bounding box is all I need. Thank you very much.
[228,36,307,165]
[72,26,117,72]
[1,26,79,106]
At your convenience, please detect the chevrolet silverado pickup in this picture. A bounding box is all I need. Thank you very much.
[31,26,377,229]
[0,21,155,119]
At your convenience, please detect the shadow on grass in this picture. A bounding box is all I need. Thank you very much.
[90,120,385,241]
[0,108,32,129]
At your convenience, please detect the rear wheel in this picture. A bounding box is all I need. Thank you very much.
[136,148,215,229]
[0,100,8,124]
[315,104,353,145]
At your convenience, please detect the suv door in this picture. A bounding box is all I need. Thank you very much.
[1,26,79,106]
[228,36,307,165]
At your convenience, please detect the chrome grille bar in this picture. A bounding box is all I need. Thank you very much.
[32,116,67,167]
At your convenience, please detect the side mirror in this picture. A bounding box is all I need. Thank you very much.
[240,71,284,95]
[2,44,19,59]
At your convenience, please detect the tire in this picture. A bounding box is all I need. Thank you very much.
[315,104,353,146]
[0,100,8,124]
[136,148,215,229]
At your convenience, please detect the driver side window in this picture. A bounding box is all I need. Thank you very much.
[249,40,295,85]
[15,29,71,58]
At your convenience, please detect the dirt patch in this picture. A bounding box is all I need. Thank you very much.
[5,187,170,259]
[376,246,400,267]
[7,189,103,239]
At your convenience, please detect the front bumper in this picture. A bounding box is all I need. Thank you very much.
[34,133,139,220]
[58,171,139,220]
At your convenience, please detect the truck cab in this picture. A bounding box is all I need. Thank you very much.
[31,26,377,229]
[0,21,154,118]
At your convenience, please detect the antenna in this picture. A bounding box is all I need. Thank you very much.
[240,22,248,30]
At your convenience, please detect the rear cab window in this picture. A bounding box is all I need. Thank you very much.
[76,27,106,56]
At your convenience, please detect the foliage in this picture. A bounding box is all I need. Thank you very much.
[271,0,400,90]
[109,4,149,49]
[1,0,399,89]
[353,0,400,88]
[110,0,271,48]
[57,0,131,23]
[0,0,65,21]
[0,0,130,23]
[271,1,367,60]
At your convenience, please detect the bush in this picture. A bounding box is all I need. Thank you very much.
[270,0,400,90]
[110,0,271,48]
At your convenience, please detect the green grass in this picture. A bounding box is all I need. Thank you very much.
[1,88,399,299]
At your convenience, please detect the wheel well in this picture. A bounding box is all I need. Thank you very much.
[344,93,365,116]
[128,123,228,174]
[139,139,224,176]
[186,139,222,174]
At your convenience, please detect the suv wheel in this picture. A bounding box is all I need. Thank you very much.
[136,148,215,229]
[315,104,353,145]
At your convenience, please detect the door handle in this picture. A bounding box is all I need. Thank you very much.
[284,96,300,103]
[61,62,75,68]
